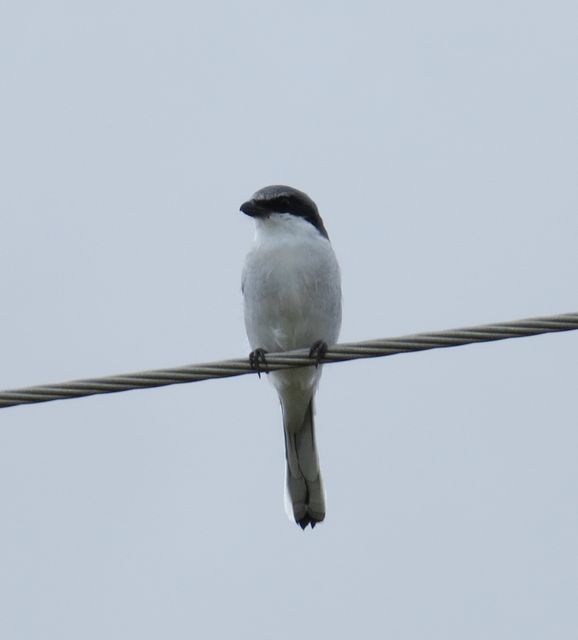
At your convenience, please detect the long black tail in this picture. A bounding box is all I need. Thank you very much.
[283,400,325,529]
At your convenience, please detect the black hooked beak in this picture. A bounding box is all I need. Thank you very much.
[240,199,269,218]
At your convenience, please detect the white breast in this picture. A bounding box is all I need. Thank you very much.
[242,214,342,353]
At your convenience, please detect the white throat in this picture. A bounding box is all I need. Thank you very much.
[254,213,324,245]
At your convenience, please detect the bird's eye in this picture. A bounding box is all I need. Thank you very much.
[277,196,291,209]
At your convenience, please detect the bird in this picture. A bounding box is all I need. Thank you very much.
[240,185,342,529]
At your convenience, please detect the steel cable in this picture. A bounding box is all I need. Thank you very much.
[1,312,577,409]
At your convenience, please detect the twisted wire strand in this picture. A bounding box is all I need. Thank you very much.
[1,312,577,410]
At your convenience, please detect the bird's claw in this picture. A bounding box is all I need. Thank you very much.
[309,340,328,368]
[249,348,269,378]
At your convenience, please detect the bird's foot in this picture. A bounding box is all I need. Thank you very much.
[308,340,328,368]
[249,348,269,378]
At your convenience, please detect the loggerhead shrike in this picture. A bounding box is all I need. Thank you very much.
[240,185,342,529]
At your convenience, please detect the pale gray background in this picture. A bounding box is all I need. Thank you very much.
[1,1,577,638]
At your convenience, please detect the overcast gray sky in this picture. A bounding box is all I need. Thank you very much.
[1,2,577,638]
